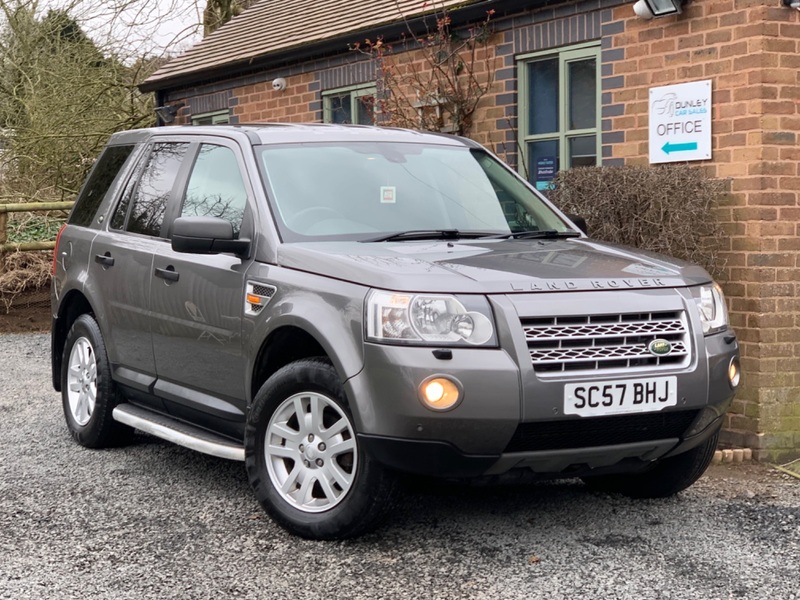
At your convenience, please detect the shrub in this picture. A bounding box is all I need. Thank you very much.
[7,212,65,244]
[546,165,728,279]
[0,251,51,312]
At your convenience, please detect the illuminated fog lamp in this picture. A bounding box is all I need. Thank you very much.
[419,376,462,411]
[728,357,741,389]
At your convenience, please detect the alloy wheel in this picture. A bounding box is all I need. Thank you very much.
[66,337,97,426]
[265,392,357,513]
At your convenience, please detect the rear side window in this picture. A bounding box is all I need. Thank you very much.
[69,145,135,227]
[125,142,189,237]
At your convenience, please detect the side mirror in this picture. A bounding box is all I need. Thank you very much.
[566,214,588,236]
[171,216,251,258]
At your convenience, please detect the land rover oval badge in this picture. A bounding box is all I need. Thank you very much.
[648,339,672,356]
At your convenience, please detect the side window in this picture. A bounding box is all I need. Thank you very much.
[111,150,147,230]
[518,43,600,189]
[110,187,132,230]
[181,144,247,236]
[125,142,189,237]
[70,145,135,226]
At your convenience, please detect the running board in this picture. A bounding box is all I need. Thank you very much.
[112,404,245,462]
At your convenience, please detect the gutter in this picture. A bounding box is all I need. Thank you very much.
[139,0,548,94]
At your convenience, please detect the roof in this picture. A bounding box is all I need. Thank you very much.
[109,123,477,147]
[141,0,486,92]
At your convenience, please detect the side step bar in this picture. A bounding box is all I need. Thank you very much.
[112,403,245,462]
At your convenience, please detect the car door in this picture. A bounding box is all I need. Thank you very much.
[150,140,255,439]
[88,140,191,409]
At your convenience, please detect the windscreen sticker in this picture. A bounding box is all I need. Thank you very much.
[380,186,396,204]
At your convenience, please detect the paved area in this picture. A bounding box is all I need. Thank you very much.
[1,333,798,600]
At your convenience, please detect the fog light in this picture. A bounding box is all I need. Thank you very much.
[419,376,462,411]
[728,357,741,388]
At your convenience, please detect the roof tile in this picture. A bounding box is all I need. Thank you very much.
[145,0,478,89]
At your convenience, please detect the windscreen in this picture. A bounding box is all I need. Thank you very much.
[256,142,570,241]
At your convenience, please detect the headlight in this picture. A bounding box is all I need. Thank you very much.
[691,283,729,335]
[366,290,496,346]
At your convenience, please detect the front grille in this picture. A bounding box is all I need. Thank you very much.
[504,410,700,453]
[522,311,691,375]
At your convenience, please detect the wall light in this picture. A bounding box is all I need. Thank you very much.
[633,0,687,19]
[783,0,800,11]
[154,102,185,125]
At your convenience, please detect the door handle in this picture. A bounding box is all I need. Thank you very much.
[154,266,180,282]
[94,253,114,267]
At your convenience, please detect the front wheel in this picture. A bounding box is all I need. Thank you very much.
[582,427,720,498]
[245,358,397,539]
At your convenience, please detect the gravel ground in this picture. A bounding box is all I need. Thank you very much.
[1,333,798,600]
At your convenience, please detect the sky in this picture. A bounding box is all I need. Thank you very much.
[41,0,204,58]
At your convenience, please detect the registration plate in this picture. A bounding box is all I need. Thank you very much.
[564,376,677,417]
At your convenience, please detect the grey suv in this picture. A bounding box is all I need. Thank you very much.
[52,124,739,539]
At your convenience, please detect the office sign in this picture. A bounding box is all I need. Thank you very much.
[649,80,712,164]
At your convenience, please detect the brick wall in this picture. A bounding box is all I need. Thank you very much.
[602,0,800,460]
[232,72,321,123]
[159,0,800,460]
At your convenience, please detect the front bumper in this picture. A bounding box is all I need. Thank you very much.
[359,406,728,479]
[347,285,738,478]
[345,323,738,479]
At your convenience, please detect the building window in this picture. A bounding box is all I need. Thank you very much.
[323,84,376,125]
[518,43,601,190]
[192,110,230,125]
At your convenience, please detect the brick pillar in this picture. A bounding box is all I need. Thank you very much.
[602,0,800,460]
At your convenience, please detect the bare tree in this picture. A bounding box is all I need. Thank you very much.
[354,4,497,137]
[203,0,255,36]
[0,0,203,203]
[0,0,212,305]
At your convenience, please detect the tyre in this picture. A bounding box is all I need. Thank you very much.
[61,314,134,448]
[583,427,720,498]
[245,358,397,540]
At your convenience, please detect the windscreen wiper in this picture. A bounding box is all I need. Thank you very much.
[494,230,582,240]
[362,230,497,243]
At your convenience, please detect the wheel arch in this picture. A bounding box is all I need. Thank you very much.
[250,325,332,402]
[52,290,95,391]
